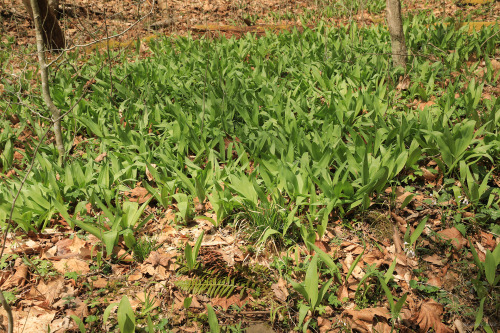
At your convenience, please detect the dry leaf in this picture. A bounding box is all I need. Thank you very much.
[128,271,143,282]
[35,277,65,304]
[396,76,410,90]
[421,167,437,181]
[436,227,467,250]
[423,253,445,266]
[53,258,90,274]
[271,277,289,302]
[0,306,56,333]
[246,323,275,333]
[1,264,28,290]
[94,152,107,162]
[393,225,404,254]
[145,251,175,267]
[211,294,247,310]
[394,186,413,203]
[92,277,108,288]
[125,186,151,203]
[410,299,453,333]
[417,100,436,111]
[342,307,391,333]
[337,284,349,302]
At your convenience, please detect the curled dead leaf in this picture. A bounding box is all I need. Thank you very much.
[410,299,453,333]
[1,264,28,290]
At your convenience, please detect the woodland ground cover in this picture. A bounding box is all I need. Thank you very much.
[0,5,500,333]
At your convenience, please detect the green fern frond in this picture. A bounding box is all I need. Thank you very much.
[175,274,252,298]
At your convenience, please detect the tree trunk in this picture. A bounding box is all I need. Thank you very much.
[386,0,407,68]
[22,0,65,51]
[30,0,66,165]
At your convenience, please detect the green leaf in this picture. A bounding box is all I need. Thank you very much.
[102,302,119,327]
[484,250,497,286]
[316,277,334,309]
[70,315,86,333]
[492,242,500,266]
[184,297,193,309]
[146,315,155,333]
[400,194,414,209]
[392,293,407,318]
[469,238,483,274]
[474,297,485,330]
[185,243,194,270]
[384,257,397,284]
[117,296,136,333]
[305,255,319,307]
[410,216,428,247]
[297,303,310,329]
[206,305,220,333]
[193,231,204,261]
[378,276,394,306]
[102,230,119,257]
[121,229,136,250]
[307,242,341,281]
[289,278,309,302]
[194,215,218,227]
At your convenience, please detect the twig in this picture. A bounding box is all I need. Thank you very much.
[480,29,500,49]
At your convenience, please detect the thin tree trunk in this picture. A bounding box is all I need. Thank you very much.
[23,0,65,50]
[30,0,66,165]
[0,292,13,333]
[386,0,407,68]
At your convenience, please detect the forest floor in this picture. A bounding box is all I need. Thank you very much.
[0,0,500,332]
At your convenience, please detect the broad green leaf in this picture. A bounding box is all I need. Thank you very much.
[193,231,204,260]
[185,243,194,270]
[474,297,485,330]
[297,303,310,329]
[103,230,119,257]
[410,216,428,247]
[305,255,319,307]
[207,305,220,333]
[117,296,136,333]
[484,250,497,286]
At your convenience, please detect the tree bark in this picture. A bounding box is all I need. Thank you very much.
[22,0,65,51]
[30,0,66,165]
[386,0,407,68]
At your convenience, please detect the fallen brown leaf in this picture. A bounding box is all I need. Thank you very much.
[94,152,107,162]
[1,264,28,290]
[423,253,445,266]
[125,186,152,203]
[410,299,453,333]
[211,294,248,310]
[271,277,289,302]
[436,227,467,250]
[53,258,90,274]
[342,307,391,333]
